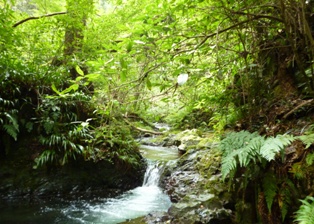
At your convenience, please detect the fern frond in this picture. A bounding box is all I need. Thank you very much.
[298,133,314,149]
[221,150,238,179]
[279,178,298,222]
[294,196,314,224]
[2,111,19,140]
[220,130,259,155]
[290,162,305,179]
[278,187,291,222]
[3,124,18,141]
[246,135,265,163]
[263,172,277,212]
[34,150,56,168]
[4,112,19,130]
[305,152,314,166]
[238,141,258,167]
[220,132,264,180]
[260,135,294,161]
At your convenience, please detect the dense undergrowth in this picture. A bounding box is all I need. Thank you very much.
[0,61,142,171]
[219,130,314,223]
[1,0,314,223]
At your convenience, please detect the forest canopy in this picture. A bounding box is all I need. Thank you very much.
[1,0,314,161]
[1,0,314,222]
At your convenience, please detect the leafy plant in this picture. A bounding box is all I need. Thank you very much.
[219,131,297,221]
[220,131,294,180]
[89,120,142,170]
[34,121,93,168]
[33,90,95,167]
[294,196,314,224]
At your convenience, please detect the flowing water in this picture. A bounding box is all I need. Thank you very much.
[0,145,178,223]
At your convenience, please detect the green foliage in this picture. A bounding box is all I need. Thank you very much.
[0,1,16,51]
[220,131,298,221]
[305,152,314,166]
[34,90,94,167]
[290,133,314,179]
[294,196,314,224]
[34,122,93,168]
[220,130,260,156]
[89,120,142,169]
[220,131,293,179]
[263,172,277,212]
[278,178,298,221]
[260,135,295,161]
[2,112,19,141]
[298,133,314,149]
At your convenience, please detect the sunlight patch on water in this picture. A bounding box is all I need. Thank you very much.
[140,145,178,161]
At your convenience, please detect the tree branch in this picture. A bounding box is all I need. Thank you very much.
[13,12,67,28]
[195,15,283,49]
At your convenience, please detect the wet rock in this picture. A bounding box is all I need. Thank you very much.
[0,148,146,202]
[162,129,214,154]
[178,144,187,154]
[159,147,233,223]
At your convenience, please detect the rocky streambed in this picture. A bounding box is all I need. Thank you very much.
[0,128,234,223]
[135,129,234,224]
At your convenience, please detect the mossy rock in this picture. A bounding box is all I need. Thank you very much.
[161,147,233,223]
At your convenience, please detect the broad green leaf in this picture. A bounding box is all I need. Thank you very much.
[85,73,101,81]
[75,65,85,76]
[146,78,152,90]
[51,83,61,95]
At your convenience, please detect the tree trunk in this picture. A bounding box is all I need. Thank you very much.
[63,0,93,80]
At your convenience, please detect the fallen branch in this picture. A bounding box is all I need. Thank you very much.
[123,113,156,129]
[123,118,163,135]
[13,11,67,28]
[283,99,314,119]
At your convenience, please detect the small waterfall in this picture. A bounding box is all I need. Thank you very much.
[13,145,176,224]
[143,160,163,186]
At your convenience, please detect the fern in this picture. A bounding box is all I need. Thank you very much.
[2,111,19,140]
[263,172,277,212]
[220,131,264,179]
[220,132,294,179]
[290,162,305,179]
[298,133,314,149]
[220,130,260,156]
[294,196,314,224]
[3,124,18,141]
[34,150,56,168]
[220,131,301,222]
[221,150,239,179]
[305,152,314,166]
[260,135,294,161]
[279,178,298,221]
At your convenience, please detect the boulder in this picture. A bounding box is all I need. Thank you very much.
[160,147,233,223]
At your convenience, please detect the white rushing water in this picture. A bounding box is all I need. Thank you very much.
[60,160,171,223]
[0,145,176,223]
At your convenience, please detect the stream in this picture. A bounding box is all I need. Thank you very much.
[0,144,178,223]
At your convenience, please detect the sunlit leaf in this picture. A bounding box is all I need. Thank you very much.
[75,65,85,76]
